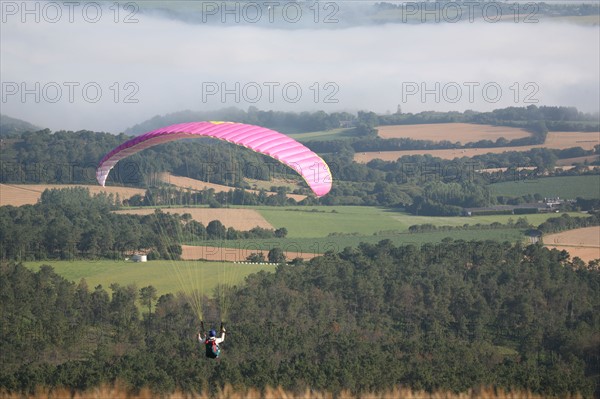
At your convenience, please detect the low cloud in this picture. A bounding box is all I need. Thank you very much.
[1,5,598,133]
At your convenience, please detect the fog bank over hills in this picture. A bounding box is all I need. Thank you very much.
[1,3,598,133]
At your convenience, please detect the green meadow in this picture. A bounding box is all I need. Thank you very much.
[253,206,403,238]
[251,205,584,238]
[490,175,600,199]
[382,211,584,231]
[25,260,276,298]
[199,228,525,256]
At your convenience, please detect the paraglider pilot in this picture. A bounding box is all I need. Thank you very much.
[198,321,226,359]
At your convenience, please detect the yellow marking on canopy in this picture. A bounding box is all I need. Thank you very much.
[208,121,235,125]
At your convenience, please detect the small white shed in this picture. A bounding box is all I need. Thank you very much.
[132,254,147,262]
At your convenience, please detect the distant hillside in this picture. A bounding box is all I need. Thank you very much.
[124,107,353,136]
[124,108,248,135]
[0,114,43,136]
[126,106,599,139]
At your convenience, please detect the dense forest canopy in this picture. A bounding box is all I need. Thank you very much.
[1,240,598,396]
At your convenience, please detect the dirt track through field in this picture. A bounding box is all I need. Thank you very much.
[0,184,145,206]
[160,173,307,202]
[355,131,600,163]
[114,207,274,230]
[377,123,531,142]
[544,226,600,262]
[181,245,319,262]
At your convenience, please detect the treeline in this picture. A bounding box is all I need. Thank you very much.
[374,105,599,132]
[406,212,600,235]
[1,240,598,396]
[359,148,595,181]
[127,186,307,207]
[538,212,600,234]
[0,188,286,261]
[407,216,532,233]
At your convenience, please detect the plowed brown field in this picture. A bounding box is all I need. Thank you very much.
[544,226,600,262]
[181,245,318,262]
[377,123,531,142]
[355,131,600,163]
[114,207,273,230]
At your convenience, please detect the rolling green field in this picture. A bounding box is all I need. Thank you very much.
[25,260,276,298]
[253,206,404,238]
[251,205,584,238]
[198,228,525,255]
[490,175,600,199]
[385,211,585,231]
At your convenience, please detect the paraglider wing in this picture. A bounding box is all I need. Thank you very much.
[96,121,332,197]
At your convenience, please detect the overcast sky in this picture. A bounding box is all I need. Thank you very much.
[1,3,598,133]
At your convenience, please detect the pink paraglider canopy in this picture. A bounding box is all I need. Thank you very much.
[96,121,332,197]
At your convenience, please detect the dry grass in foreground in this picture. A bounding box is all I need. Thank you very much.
[0,385,585,399]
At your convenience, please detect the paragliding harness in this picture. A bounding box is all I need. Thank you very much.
[206,338,220,359]
[200,321,224,359]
